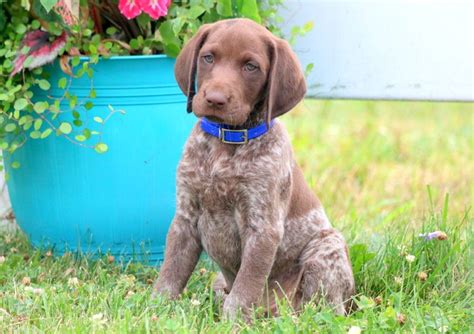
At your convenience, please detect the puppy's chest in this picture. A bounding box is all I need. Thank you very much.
[189,148,248,205]
[185,147,250,270]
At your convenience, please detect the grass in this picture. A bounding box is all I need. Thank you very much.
[1,99,473,333]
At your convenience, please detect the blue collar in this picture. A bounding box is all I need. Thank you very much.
[200,117,274,144]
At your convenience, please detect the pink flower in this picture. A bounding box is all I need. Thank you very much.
[119,0,171,20]
[138,0,171,20]
[119,0,142,20]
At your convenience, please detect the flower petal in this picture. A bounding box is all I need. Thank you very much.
[138,0,171,20]
[119,0,143,20]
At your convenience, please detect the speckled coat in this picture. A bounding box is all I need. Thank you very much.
[153,18,355,320]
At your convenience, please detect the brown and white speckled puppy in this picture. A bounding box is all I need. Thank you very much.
[153,18,355,319]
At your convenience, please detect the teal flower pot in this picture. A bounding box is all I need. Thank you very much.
[4,55,195,263]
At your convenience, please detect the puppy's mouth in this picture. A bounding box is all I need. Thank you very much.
[205,115,226,123]
[193,105,250,126]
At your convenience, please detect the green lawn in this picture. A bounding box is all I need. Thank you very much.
[1,100,473,333]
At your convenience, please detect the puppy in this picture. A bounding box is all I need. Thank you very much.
[154,18,355,320]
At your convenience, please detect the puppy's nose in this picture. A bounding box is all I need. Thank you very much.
[206,91,228,107]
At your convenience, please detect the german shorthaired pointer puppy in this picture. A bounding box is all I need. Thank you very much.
[154,18,355,320]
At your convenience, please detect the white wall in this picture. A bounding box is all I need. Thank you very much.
[282,0,474,101]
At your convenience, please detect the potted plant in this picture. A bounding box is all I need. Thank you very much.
[0,0,308,262]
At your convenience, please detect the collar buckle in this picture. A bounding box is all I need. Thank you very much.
[219,128,249,144]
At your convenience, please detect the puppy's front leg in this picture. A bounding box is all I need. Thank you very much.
[224,211,283,320]
[153,186,202,298]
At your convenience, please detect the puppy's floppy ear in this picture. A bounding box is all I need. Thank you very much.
[265,38,306,122]
[174,24,212,113]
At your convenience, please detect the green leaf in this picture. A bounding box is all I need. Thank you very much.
[236,0,261,23]
[89,44,97,54]
[95,143,108,154]
[41,128,53,139]
[91,54,100,64]
[23,122,33,131]
[159,21,174,41]
[59,122,72,134]
[58,77,67,89]
[14,98,28,110]
[189,5,206,19]
[136,13,151,29]
[71,56,81,67]
[91,34,101,44]
[31,20,41,29]
[37,79,51,91]
[5,123,17,132]
[15,23,27,34]
[19,115,31,126]
[75,134,86,142]
[34,101,48,114]
[162,43,180,58]
[40,0,59,13]
[303,21,314,33]
[0,94,8,101]
[305,63,314,77]
[93,116,103,124]
[106,27,117,36]
[85,101,94,110]
[76,68,85,77]
[52,100,60,113]
[130,39,139,50]
[172,17,186,35]
[89,89,97,98]
[11,161,21,169]
[216,0,232,17]
[355,295,376,310]
[72,110,80,119]
[30,131,41,139]
[31,4,62,27]
[3,59,12,69]
[20,46,31,55]
[83,128,91,139]
[73,120,82,127]
[159,21,181,52]
[69,95,78,109]
[0,7,6,31]
[34,119,43,131]
[23,56,34,68]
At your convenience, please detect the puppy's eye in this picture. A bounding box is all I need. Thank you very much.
[244,62,258,72]
[203,54,214,64]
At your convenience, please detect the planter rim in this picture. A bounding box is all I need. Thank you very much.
[78,54,172,61]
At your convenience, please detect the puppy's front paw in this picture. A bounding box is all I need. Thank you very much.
[152,280,180,300]
[223,293,250,321]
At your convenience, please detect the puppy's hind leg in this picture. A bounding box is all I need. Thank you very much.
[298,228,355,315]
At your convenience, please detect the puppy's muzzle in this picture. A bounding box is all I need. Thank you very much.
[205,90,228,108]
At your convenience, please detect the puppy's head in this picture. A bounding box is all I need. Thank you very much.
[175,18,306,126]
